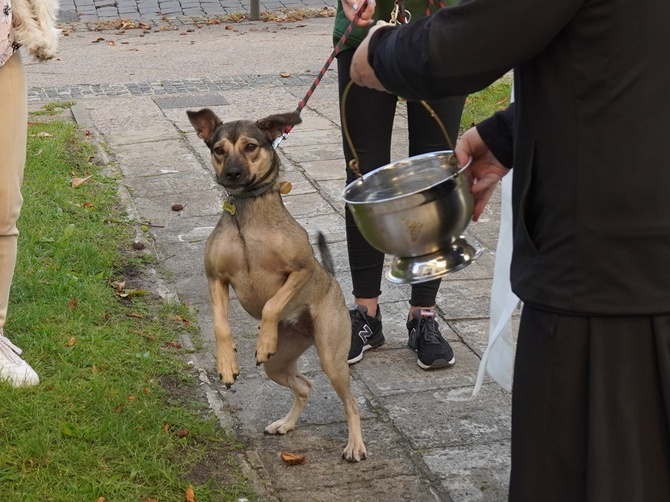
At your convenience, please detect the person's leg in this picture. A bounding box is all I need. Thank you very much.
[338,49,397,363]
[0,51,38,387]
[404,96,466,369]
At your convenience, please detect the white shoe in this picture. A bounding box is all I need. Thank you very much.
[0,332,39,387]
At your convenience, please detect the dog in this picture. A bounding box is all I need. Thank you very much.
[187,108,367,462]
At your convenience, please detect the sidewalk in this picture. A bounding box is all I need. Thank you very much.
[25,11,512,502]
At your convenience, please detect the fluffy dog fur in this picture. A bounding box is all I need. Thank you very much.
[187,108,367,462]
[11,0,60,61]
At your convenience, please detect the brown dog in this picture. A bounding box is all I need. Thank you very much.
[187,108,367,462]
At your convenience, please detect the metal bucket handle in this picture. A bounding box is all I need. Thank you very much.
[341,79,460,179]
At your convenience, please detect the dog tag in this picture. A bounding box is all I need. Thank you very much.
[222,200,237,215]
[279,181,292,194]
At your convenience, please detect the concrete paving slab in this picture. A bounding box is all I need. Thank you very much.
[351,345,482,398]
[380,384,511,450]
[424,441,511,502]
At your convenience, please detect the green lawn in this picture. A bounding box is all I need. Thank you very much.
[0,105,255,502]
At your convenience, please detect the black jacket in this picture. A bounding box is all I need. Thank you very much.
[369,0,670,315]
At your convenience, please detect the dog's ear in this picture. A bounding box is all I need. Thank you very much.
[256,112,302,139]
[187,108,222,142]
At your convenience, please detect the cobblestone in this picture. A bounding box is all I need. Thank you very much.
[58,0,335,24]
[28,72,337,103]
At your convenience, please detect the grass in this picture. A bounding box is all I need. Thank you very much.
[460,74,513,133]
[0,105,255,501]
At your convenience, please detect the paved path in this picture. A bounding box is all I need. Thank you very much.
[58,0,336,23]
[23,9,515,501]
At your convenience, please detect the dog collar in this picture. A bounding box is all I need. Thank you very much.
[222,180,292,215]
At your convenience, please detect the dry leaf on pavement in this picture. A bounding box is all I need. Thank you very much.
[280,451,306,465]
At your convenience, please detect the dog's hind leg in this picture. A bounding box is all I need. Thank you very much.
[263,326,314,435]
[313,314,368,462]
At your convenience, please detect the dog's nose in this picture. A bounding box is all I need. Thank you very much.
[224,167,243,182]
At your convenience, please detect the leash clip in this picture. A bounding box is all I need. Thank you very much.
[390,0,410,25]
[273,130,290,150]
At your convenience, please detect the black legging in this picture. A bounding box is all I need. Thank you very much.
[337,49,466,307]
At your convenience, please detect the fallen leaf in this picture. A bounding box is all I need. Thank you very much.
[97,497,105,502]
[35,131,53,137]
[66,336,76,347]
[132,242,146,250]
[280,451,306,465]
[83,201,94,208]
[118,288,147,298]
[68,298,78,309]
[71,175,92,188]
[173,315,190,326]
[107,40,116,46]
[280,71,291,78]
[176,428,189,438]
[171,203,184,211]
[185,484,197,502]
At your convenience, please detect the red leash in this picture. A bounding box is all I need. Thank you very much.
[273,1,369,149]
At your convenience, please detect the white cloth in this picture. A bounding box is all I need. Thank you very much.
[473,170,519,395]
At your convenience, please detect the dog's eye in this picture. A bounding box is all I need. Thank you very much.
[213,146,224,156]
[245,143,257,153]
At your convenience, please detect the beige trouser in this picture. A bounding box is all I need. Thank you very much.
[0,51,27,331]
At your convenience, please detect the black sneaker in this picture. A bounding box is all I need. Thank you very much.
[407,309,455,370]
[348,305,385,364]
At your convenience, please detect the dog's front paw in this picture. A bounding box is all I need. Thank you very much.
[217,358,240,388]
[255,339,278,365]
[342,440,368,463]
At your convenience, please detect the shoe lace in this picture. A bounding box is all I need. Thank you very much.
[419,316,443,345]
[0,334,24,365]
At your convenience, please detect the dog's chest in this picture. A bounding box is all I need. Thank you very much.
[205,213,314,313]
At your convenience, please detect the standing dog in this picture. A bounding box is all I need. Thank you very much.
[187,108,367,462]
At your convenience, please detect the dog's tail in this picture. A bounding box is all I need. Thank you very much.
[317,232,336,276]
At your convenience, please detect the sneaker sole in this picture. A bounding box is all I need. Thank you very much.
[348,340,385,365]
[417,356,455,370]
